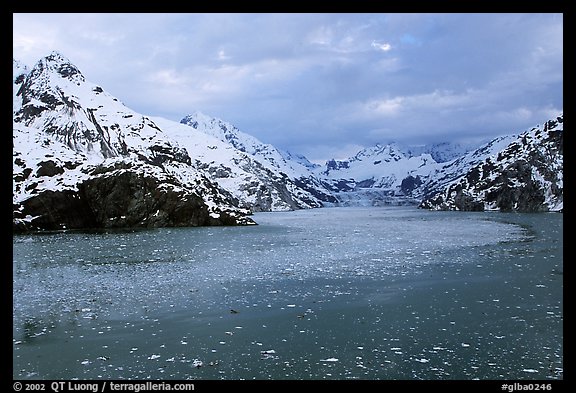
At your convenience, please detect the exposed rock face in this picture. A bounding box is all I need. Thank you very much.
[13,160,254,233]
[14,190,97,232]
[36,160,65,177]
[419,116,563,212]
[79,170,242,228]
[400,175,423,196]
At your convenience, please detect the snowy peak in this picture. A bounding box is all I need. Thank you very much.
[13,51,180,162]
[20,51,85,90]
[322,140,474,178]
[319,141,438,184]
[279,150,321,170]
[351,143,408,163]
[39,51,85,83]
[17,52,85,109]
[178,111,338,208]
[180,112,320,177]
[180,111,258,154]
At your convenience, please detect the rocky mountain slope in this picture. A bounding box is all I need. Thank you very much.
[13,52,255,232]
[177,111,337,211]
[419,116,563,212]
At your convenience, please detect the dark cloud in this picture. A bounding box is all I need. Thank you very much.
[13,13,562,162]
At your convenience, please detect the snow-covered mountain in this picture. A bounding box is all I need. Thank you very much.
[314,142,444,206]
[12,52,341,233]
[13,52,255,232]
[317,117,563,212]
[150,114,333,212]
[319,143,439,184]
[13,52,563,233]
[179,111,337,209]
[419,116,563,212]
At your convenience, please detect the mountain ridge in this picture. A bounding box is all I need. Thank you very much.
[13,52,563,232]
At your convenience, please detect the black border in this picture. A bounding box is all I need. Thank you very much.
[10,3,568,391]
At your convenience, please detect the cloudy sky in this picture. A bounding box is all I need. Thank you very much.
[13,13,563,162]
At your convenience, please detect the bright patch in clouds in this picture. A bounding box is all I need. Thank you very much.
[371,40,392,52]
[362,90,472,119]
[367,97,404,116]
[217,50,230,61]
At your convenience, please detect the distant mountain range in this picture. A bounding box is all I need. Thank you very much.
[13,52,563,232]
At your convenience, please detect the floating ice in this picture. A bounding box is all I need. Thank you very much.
[192,359,203,368]
[12,206,561,380]
[522,369,538,373]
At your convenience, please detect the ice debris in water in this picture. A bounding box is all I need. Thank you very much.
[261,350,277,359]
[192,359,203,368]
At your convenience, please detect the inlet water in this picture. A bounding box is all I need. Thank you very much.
[13,206,563,380]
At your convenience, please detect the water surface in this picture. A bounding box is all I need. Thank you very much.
[13,207,563,380]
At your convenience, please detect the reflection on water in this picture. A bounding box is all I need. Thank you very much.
[13,207,562,380]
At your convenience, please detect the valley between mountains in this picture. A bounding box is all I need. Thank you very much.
[13,52,563,232]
